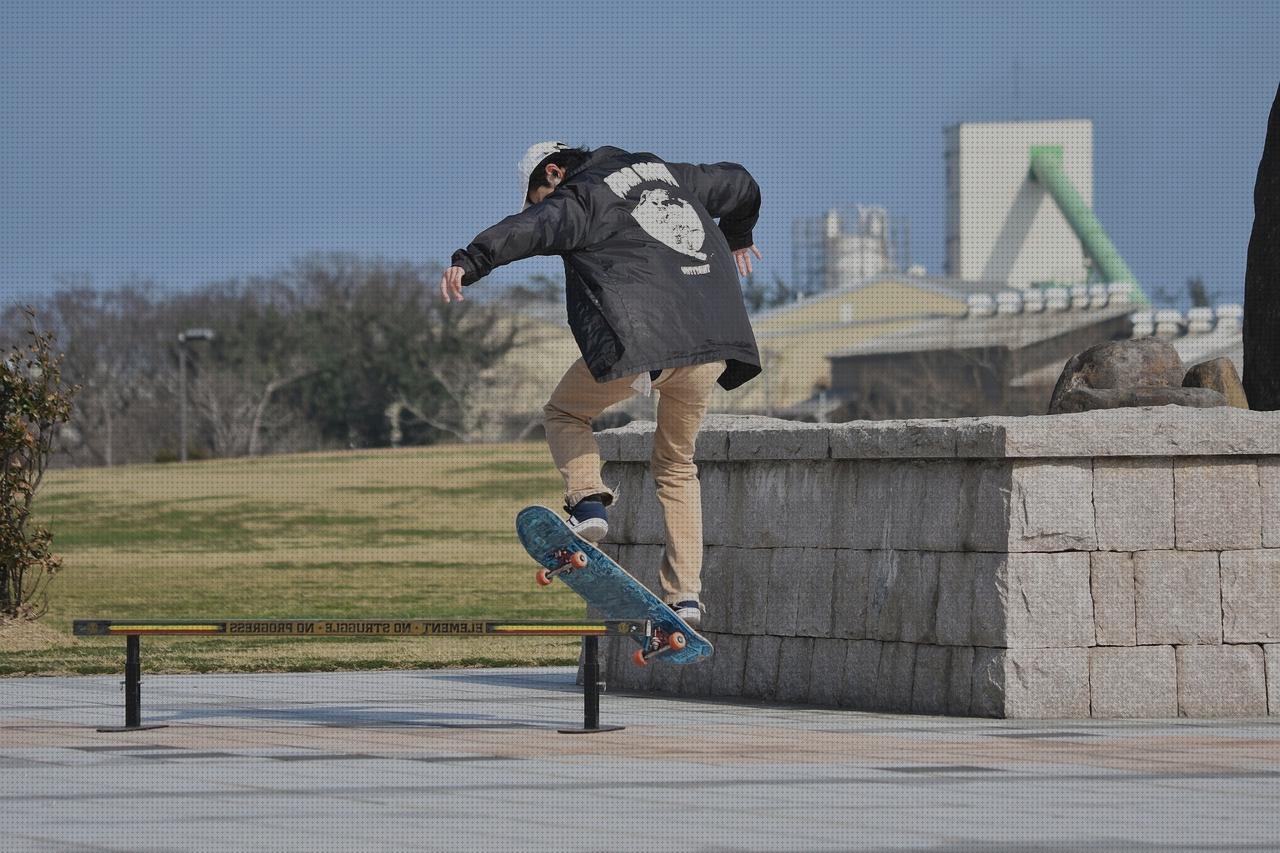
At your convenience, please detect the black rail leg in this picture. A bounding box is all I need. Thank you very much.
[125,634,141,727]
[558,635,624,734]
[98,635,167,732]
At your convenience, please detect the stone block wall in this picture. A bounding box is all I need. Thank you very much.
[592,408,1280,718]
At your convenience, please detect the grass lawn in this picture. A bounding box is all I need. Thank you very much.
[1,443,590,675]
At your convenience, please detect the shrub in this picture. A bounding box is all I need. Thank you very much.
[0,309,78,620]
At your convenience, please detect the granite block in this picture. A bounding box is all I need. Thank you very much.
[1091,552,1137,646]
[1176,644,1267,717]
[1090,646,1176,718]
[1093,458,1175,551]
[1134,551,1222,645]
[1220,550,1280,643]
[1174,458,1262,550]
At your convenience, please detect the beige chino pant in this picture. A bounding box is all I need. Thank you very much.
[543,358,725,604]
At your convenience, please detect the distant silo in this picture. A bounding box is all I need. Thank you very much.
[791,205,911,293]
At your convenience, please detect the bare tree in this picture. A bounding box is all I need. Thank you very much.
[5,283,168,467]
[0,254,540,465]
[164,277,316,457]
[291,254,528,447]
[405,301,525,442]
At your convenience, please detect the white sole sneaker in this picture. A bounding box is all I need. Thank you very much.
[568,517,608,542]
[672,604,703,629]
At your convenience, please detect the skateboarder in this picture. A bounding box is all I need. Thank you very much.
[441,142,762,628]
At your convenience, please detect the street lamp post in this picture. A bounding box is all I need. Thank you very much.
[177,328,215,462]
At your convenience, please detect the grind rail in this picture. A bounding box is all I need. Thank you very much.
[73,618,647,734]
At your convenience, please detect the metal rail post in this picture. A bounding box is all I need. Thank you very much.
[97,635,167,732]
[558,635,623,734]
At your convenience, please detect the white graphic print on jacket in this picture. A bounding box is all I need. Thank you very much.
[604,162,711,275]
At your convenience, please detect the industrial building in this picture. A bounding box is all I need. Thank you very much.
[498,119,1241,429]
[945,119,1109,288]
[704,118,1240,420]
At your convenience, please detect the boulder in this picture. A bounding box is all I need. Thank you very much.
[1052,386,1227,414]
[1048,339,1186,414]
[1183,358,1250,409]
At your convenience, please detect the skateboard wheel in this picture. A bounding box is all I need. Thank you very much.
[632,648,648,667]
[535,568,553,587]
[569,551,589,569]
[668,631,687,651]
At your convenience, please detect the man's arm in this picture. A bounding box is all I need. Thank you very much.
[441,193,590,301]
[667,161,761,252]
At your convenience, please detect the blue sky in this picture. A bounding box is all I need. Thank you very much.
[2,0,1277,305]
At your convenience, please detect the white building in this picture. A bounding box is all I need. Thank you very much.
[945,119,1095,289]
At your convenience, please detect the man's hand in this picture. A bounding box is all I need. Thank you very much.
[439,266,465,302]
[733,245,763,277]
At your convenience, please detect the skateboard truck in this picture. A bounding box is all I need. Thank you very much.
[535,548,589,586]
[631,625,688,666]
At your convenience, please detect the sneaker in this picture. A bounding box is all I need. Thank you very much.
[670,599,703,630]
[565,498,608,542]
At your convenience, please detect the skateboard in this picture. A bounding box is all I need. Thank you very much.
[515,505,713,666]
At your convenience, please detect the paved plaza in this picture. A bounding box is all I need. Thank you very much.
[3,666,1279,851]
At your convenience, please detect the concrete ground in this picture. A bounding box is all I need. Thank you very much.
[3,667,1279,852]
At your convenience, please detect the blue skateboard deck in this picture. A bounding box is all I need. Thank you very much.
[515,505,713,665]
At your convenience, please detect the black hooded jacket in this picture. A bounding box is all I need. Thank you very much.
[450,146,762,390]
